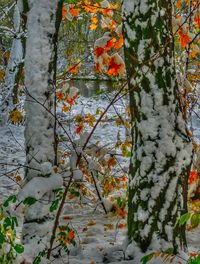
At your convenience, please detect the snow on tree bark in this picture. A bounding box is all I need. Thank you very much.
[0,1,24,126]
[22,0,63,260]
[122,0,193,259]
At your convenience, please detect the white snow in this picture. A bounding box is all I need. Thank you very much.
[18,173,63,202]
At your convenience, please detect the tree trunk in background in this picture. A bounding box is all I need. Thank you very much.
[0,1,24,126]
[22,0,63,260]
[122,0,193,260]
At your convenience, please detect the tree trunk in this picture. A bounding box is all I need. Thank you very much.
[122,0,193,259]
[0,1,24,126]
[21,0,63,260]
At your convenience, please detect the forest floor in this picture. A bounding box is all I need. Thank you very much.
[0,93,199,264]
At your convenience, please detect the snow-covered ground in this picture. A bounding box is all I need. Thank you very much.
[0,91,199,264]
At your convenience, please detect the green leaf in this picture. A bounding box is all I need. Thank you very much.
[12,216,18,227]
[188,254,200,264]
[140,253,154,264]
[95,89,103,95]
[63,245,69,253]
[3,217,11,231]
[50,199,59,212]
[23,197,37,206]
[72,240,76,246]
[58,231,66,238]
[14,244,24,254]
[179,212,190,226]
[69,188,80,197]
[164,248,174,254]
[33,256,41,264]
[116,197,122,207]
[190,213,200,229]
[0,232,4,244]
[3,195,17,207]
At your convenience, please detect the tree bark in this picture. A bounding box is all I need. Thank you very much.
[122,0,193,259]
[22,0,63,260]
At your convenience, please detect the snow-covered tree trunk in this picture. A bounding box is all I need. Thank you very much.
[0,1,24,126]
[21,0,63,260]
[122,0,193,260]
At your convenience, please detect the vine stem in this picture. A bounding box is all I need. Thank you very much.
[47,174,73,259]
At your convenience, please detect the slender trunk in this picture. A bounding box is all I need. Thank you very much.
[21,0,63,260]
[0,2,24,126]
[122,0,193,260]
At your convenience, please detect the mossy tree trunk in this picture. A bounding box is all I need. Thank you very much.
[122,0,193,258]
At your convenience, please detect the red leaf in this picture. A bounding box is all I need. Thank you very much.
[76,123,84,134]
[94,47,105,57]
[188,171,198,184]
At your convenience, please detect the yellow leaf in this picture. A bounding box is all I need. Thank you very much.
[87,220,96,226]
[90,23,98,30]
[104,223,114,230]
[9,109,23,124]
[0,69,5,81]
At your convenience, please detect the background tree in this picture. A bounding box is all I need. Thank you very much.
[122,0,193,260]
[0,0,25,126]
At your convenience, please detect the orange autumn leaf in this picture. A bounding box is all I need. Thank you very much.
[9,109,23,124]
[194,16,200,28]
[115,34,124,49]
[56,91,65,100]
[188,171,198,184]
[107,57,123,76]
[109,20,117,31]
[15,175,22,182]
[190,50,198,58]
[66,94,78,106]
[69,63,81,74]
[90,23,98,30]
[67,230,75,241]
[62,104,70,112]
[176,0,182,9]
[91,16,98,24]
[114,205,126,219]
[178,30,190,48]
[69,7,79,17]
[118,223,127,228]
[108,157,116,168]
[82,1,100,13]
